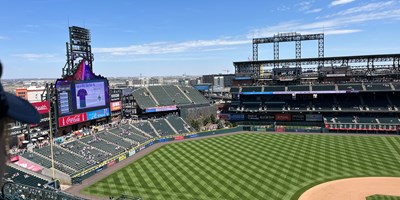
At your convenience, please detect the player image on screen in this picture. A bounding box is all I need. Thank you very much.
[75,81,106,110]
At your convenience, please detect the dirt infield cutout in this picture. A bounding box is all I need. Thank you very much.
[299,177,400,200]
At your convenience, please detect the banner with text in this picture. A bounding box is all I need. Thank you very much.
[58,113,87,127]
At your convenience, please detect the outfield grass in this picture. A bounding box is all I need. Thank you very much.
[367,195,400,200]
[82,133,400,200]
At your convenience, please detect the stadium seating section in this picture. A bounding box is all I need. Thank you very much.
[4,166,48,187]
[133,122,158,138]
[150,118,177,136]
[263,86,285,91]
[133,85,209,109]
[21,117,192,177]
[311,85,335,91]
[287,85,309,91]
[132,88,158,108]
[241,86,262,92]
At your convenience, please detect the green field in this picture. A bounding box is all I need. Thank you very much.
[367,195,400,200]
[82,133,400,200]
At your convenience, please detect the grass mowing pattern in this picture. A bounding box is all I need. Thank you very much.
[82,133,400,200]
[367,195,400,200]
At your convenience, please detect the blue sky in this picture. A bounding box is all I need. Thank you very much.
[0,0,399,79]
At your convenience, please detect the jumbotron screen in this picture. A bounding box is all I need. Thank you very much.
[56,80,73,116]
[75,81,107,110]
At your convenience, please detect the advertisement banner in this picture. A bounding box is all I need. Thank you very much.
[158,138,169,142]
[139,146,145,151]
[230,114,245,121]
[128,149,136,157]
[292,114,305,121]
[247,114,259,120]
[86,108,110,120]
[189,134,198,138]
[218,114,230,120]
[9,155,19,162]
[305,114,323,122]
[174,135,184,141]
[118,154,127,162]
[95,166,103,173]
[15,160,43,172]
[107,160,116,167]
[31,101,50,114]
[110,91,122,102]
[276,126,285,132]
[110,101,122,111]
[145,105,177,113]
[259,115,275,120]
[275,114,291,121]
[58,113,87,127]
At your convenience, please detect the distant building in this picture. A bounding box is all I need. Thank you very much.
[202,74,235,92]
[15,88,28,100]
[202,74,235,88]
[27,86,46,103]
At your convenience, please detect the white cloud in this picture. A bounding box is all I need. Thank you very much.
[305,8,322,14]
[298,1,313,11]
[327,1,395,17]
[24,24,39,28]
[322,29,361,35]
[249,3,400,38]
[331,0,355,7]
[13,53,57,60]
[93,39,250,56]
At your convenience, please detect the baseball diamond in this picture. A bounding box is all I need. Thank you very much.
[81,133,400,200]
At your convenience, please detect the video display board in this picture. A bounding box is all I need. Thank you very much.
[55,59,111,127]
[75,81,107,110]
[56,80,74,116]
[56,79,109,116]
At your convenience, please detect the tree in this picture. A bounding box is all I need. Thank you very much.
[191,120,200,132]
[217,120,224,129]
[210,114,217,124]
[202,117,211,126]
[225,121,233,128]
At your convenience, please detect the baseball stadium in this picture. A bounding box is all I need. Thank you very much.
[2,25,400,200]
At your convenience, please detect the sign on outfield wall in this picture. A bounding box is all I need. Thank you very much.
[128,149,136,157]
[95,166,103,173]
[174,135,184,141]
[118,154,127,162]
[275,114,291,121]
[305,114,323,122]
[107,160,116,167]
[292,114,305,121]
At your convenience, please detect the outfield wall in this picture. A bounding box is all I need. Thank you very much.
[71,126,244,184]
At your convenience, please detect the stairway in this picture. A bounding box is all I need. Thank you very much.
[165,118,179,134]
[175,85,193,103]
[145,87,159,106]
[130,124,153,138]
[148,121,161,137]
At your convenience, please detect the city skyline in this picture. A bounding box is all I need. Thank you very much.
[1,0,400,79]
